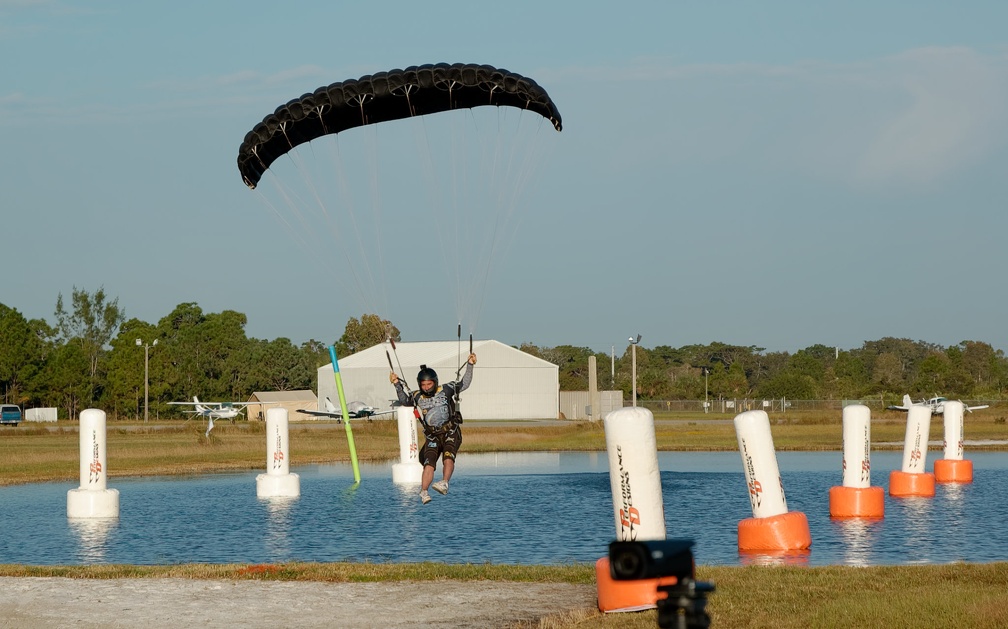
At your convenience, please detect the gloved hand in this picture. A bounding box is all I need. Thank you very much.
[389,371,399,384]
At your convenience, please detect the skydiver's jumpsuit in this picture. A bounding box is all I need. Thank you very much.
[394,362,473,468]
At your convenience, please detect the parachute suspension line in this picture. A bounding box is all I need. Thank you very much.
[364,122,392,325]
[314,105,331,135]
[265,142,379,318]
[411,114,461,322]
[320,135,384,318]
[467,110,551,332]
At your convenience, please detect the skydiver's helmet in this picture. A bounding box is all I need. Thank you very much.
[417,365,438,395]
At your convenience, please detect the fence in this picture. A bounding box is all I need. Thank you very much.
[634,399,1006,414]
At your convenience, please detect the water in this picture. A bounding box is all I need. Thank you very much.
[2,451,1007,567]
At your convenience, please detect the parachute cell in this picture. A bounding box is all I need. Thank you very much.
[237,63,563,188]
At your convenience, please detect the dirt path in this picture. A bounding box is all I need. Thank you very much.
[0,577,597,628]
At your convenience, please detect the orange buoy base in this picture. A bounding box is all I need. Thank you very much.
[595,557,679,613]
[737,511,811,552]
[934,458,973,484]
[828,485,885,519]
[888,470,935,497]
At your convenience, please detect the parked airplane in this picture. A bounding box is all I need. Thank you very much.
[169,396,259,436]
[886,394,989,414]
[297,396,394,421]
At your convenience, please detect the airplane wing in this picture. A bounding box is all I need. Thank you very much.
[297,408,344,420]
[886,394,915,411]
[967,404,989,411]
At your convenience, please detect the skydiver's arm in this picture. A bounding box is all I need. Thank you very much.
[393,380,412,406]
[456,361,474,393]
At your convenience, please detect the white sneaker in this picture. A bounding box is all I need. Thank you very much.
[420,490,431,505]
[431,480,449,495]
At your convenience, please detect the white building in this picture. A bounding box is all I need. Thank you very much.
[316,339,559,420]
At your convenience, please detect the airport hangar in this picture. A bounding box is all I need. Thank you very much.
[315,339,560,420]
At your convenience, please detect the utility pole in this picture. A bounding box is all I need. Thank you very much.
[136,338,157,422]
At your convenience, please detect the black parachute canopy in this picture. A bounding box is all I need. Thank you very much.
[237,63,563,189]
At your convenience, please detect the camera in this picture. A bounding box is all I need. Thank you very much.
[608,539,715,629]
[609,539,696,581]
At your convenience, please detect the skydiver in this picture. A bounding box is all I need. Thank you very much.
[391,353,477,504]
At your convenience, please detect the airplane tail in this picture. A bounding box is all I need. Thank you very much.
[903,394,913,408]
[193,396,206,413]
[324,396,338,413]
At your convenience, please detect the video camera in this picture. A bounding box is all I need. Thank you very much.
[608,539,715,629]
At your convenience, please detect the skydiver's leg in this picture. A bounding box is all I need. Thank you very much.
[440,426,460,485]
[421,464,435,491]
[442,457,455,484]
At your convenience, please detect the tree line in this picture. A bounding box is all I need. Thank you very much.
[2,288,1005,420]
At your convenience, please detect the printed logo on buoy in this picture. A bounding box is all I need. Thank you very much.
[616,445,638,540]
[741,438,761,510]
[273,431,284,469]
[862,425,871,483]
[88,431,101,484]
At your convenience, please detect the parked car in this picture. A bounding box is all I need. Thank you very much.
[0,404,21,427]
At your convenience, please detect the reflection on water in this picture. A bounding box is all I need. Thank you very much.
[1,451,1007,567]
[893,497,936,564]
[739,549,811,567]
[261,497,297,558]
[68,518,117,563]
[833,518,882,567]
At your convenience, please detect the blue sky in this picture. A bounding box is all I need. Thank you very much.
[3,1,1007,354]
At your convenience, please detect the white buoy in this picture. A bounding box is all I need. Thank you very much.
[942,401,965,460]
[392,406,424,484]
[830,405,884,518]
[900,405,932,473]
[841,404,872,488]
[735,410,786,518]
[734,410,811,550]
[256,408,300,498]
[603,406,665,541]
[890,404,936,496]
[67,409,120,519]
[596,406,669,614]
[935,400,973,483]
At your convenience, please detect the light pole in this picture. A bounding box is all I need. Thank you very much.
[702,366,710,414]
[136,338,157,422]
[629,334,641,407]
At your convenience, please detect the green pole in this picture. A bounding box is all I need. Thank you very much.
[328,345,360,483]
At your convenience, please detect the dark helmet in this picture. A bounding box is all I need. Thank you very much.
[417,365,438,391]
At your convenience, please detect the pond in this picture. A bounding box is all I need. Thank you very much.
[2,451,1007,567]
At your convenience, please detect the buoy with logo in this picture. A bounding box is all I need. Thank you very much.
[933,400,973,484]
[67,409,120,519]
[828,404,884,518]
[392,406,424,484]
[735,410,811,551]
[256,407,300,497]
[889,405,936,497]
[596,407,676,613]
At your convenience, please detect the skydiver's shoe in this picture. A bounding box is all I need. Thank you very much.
[420,490,431,505]
[432,480,449,495]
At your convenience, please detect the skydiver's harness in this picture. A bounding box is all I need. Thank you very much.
[411,386,463,436]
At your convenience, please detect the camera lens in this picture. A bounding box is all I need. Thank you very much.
[611,545,647,579]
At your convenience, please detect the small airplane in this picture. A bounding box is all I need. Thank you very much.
[169,396,258,436]
[297,396,394,421]
[886,394,989,415]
